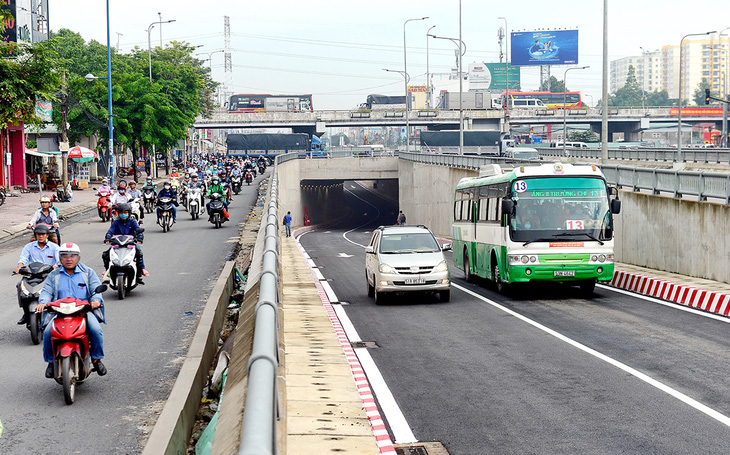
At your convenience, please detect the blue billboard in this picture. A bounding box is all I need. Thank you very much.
[510,30,579,66]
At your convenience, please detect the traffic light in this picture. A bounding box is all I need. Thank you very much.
[705,89,711,105]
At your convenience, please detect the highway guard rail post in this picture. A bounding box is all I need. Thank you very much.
[236,160,282,455]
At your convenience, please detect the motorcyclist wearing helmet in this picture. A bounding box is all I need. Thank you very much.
[110,181,132,207]
[190,174,205,190]
[142,178,157,197]
[170,167,180,178]
[97,178,112,195]
[230,163,242,177]
[28,196,60,244]
[36,242,107,378]
[126,181,144,222]
[14,224,60,325]
[156,181,178,223]
[205,176,229,219]
[103,203,148,283]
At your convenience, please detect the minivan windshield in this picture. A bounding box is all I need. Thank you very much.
[380,233,440,254]
[513,151,540,160]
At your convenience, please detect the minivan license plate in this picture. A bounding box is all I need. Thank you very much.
[554,270,575,277]
[405,278,425,284]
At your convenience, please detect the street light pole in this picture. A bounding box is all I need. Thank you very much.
[426,25,435,109]
[601,0,608,164]
[430,34,467,155]
[384,69,410,150]
[106,0,114,185]
[639,46,647,111]
[498,16,510,143]
[147,18,176,178]
[563,66,590,156]
[719,28,730,148]
[403,16,428,153]
[678,31,715,161]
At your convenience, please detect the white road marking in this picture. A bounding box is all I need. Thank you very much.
[320,280,339,303]
[337,253,354,258]
[342,186,380,249]
[598,284,730,324]
[332,304,417,444]
[313,268,325,280]
[453,282,730,428]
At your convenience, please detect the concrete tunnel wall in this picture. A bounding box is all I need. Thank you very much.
[278,158,730,283]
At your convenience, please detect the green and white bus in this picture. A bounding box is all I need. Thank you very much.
[452,162,621,294]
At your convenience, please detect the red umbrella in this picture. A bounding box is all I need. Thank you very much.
[67,146,98,162]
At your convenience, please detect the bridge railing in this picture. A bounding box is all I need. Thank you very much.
[534,146,730,164]
[398,151,730,204]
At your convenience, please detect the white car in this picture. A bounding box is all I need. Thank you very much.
[365,225,451,304]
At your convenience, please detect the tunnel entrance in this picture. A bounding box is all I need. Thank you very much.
[299,179,399,228]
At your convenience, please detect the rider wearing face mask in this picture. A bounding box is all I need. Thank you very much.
[156,181,178,224]
[102,203,149,284]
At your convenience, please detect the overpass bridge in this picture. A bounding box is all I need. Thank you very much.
[194,107,728,142]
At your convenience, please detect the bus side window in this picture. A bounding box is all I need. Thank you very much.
[454,201,461,221]
[479,198,488,221]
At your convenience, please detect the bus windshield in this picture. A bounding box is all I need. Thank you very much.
[509,177,612,243]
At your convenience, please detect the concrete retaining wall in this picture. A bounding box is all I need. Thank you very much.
[613,190,730,283]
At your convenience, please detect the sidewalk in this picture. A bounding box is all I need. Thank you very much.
[0,185,99,244]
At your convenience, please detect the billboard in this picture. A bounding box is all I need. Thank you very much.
[669,107,723,116]
[510,30,579,66]
[468,63,520,90]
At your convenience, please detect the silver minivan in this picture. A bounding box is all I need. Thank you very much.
[365,225,451,304]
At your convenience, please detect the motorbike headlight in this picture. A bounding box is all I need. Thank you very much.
[21,283,30,296]
[379,263,396,274]
[433,261,448,273]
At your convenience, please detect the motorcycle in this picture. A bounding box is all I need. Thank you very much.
[157,196,175,232]
[143,188,156,213]
[117,166,141,179]
[105,234,142,300]
[187,187,204,220]
[170,176,180,191]
[97,191,112,222]
[230,174,242,195]
[43,284,107,405]
[245,171,253,186]
[129,198,143,223]
[258,164,266,175]
[208,192,228,228]
[179,182,189,209]
[15,262,54,345]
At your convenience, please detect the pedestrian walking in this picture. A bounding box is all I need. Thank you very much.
[396,210,406,225]
[283,211,292,237]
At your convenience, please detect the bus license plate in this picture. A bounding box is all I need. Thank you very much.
[405,278,425,284]
[554,270,575,277]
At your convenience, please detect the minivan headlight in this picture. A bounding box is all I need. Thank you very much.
[379,263,396,274]
[433,261,448,273]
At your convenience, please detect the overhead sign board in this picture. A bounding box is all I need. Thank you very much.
[510,29,579,66]
[468,63,520,90]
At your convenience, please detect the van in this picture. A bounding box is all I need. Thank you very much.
[510,98,547,109]
[504,147,541,161]
[552,141,589,149]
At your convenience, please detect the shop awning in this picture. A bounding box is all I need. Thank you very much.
[25,149,61,157]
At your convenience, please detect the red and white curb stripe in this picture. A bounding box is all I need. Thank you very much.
[294,240,397,455]
[610,270,730,316]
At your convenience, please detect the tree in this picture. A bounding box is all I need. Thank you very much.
[539,76,566,92]
[568,130,599,142]
[608,65,642,106]
[644,89,675,107]
[693,78,713,106]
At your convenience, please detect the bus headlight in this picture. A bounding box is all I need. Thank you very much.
[521,256,529,264]
[591,255,598,262]
[433,261,448,273]
[599,254,606,262]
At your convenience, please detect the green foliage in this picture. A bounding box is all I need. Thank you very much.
[607,65,642,107]
[568,130,599,142]
[644,89,675,107]
[0,39,63,129]
[539,76,566,92]
[693,78,713,106]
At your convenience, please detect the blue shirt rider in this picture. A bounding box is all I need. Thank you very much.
[156,182,178,223]
[36,242,107,379]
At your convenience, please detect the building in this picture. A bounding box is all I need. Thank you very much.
[610,34,730,104]
[0,0,50,188]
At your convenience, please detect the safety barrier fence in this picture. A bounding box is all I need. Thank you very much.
[398,151,730,204]
[236,161,281,455]
[533,147,730,164]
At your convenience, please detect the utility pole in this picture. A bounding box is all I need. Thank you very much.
[60,72,70,200]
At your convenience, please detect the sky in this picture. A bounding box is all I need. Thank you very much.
[47,0,729,110]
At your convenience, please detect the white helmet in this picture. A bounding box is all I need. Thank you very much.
[59,242,81,255]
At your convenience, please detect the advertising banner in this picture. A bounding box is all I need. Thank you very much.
[511,30,579,66]
[35,97,52,122]
[669,107,723,116]
[1,0,17,44]
[468,63,521,90]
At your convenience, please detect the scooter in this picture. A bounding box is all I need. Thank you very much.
[157,197,175,232]
[117,166,141,179]
[187,187,204,220]
[230,174,242,195]
[44,284,107,405]
[97,191,112,222]
[207,192,228,229]
[245,171,253,186]
[129,198,143,223]
[14,262,54,345]
[105,234,142,300]
[143,187,156,213]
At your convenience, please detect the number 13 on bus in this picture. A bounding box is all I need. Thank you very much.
[452,162,621,295]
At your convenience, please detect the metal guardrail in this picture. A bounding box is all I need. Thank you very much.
[534,146,730,164]
[399,151,730,204]
[238,164,281,455]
